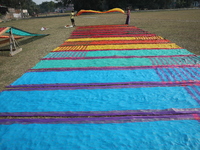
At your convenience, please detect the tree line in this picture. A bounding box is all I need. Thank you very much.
[60,0,196,10]
[0,0,37,15]
[0,0,196,15]
[0,0,58,15]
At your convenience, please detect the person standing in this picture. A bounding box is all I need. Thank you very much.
[125,7,130,25]
[70,10,76,27]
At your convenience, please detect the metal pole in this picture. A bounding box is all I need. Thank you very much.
[19,1,22,18]
[9,29,13,53]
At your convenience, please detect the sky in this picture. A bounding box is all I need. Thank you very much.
[33,0,56,5]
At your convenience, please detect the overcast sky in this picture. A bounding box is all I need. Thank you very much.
[33,0,55,5]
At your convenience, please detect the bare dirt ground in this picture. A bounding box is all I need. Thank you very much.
[0,9,200,91]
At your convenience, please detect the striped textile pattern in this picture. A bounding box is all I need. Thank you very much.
[0,24,199,149]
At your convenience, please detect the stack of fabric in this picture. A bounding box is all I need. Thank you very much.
[0,25,199,149]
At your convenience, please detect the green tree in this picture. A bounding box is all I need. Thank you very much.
[53,0,194,10]
[21,0,38,16]
[39,1,56,13]
[55,0,72,6]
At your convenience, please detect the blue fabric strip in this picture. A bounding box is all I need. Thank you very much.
[0,86,199,113]
[10,67,199,86]
[0,120,199,150]
[11,69,161,85]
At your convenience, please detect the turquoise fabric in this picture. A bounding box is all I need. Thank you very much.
[44,49,193,58]
[10,67,200,85]
[0,86,199,112]
[11,69,161,85]
[6,27,48,36]
[1,120,200,150]
[32,58,152,69]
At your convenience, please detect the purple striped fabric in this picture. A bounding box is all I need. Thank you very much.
[0,114,197,125]
[184,86,200,104]
[5,81,200,91]
[1,108,199,117]
[0,108,199,124]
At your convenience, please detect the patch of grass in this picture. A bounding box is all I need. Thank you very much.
[0,9,200,91]
[133,10,200,54]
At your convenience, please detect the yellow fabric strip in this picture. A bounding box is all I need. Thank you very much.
[66,36,164,42]
[86,43,181,50]
[52,43,181,51]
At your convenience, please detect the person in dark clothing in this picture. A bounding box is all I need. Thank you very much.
[125,7,130,25]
